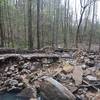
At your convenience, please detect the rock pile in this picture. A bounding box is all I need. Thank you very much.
[0,50,100,100]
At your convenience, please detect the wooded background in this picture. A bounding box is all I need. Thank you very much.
[0,0,100,51]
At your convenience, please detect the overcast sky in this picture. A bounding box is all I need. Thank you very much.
[62,0,100,21]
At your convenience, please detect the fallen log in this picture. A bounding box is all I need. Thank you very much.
[0,48,78,54]
[0,53,71,64]
[0,53,70,59]
[0,48,44,54]
[38,76,76,100]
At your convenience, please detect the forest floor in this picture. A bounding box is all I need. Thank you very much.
[0,48,100,100]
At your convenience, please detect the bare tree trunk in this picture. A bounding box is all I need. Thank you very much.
[5,0,9,47]
[63,0,67,48]
[2,1,6,46]
[52,0,56,48]
[28,0,33,50]
[75,0,92,48]
[69,12,73,45]
[75,0,78,27]
[40,0,44,48]
[66,0,70,48]
[82,5,91,42]
[0,3,4,47]
[48,0,52,46]
[88,1,95,52]
[37,0,40,49]
[75,8,85,48]
[55,0,60,48]
[24,0,27,48]
[8,0,14,48]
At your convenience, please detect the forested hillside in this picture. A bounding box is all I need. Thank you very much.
[0,0,100,51]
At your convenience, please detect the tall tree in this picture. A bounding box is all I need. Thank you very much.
[40,0,44,47]
[83,4,91,39]
[37,0,40,49]
[23,0,27,47]
[0,2,4,47]
[28,0,33,50]
[66,0,70,48]
[88,0,96,51]
[52,0,56,47]
[75,0,93,48]
[8,0,14,47]
[63,0,67,48]
[55,0,60,47]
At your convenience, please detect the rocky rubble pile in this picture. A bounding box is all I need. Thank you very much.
[0,50,100,100]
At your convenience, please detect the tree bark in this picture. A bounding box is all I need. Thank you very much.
[0,3,4,47]
[88,1,95,52]
[52,0,56,48]
[37,0,40,49]
[40,0,44,48]
[28,0,33,50]
[63,0,67,48]
[75,8,85,48]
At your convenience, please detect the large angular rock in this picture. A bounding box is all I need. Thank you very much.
[72,66,83,86]
[38,76,76,100]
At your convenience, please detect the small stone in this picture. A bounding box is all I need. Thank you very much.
[7,71,12,77]
[9,79,18,86]
[83,69,92,76]
[42,58,48,64]
[18,83,24,87]
[30,66,36,71]
[86,75,97,81]
[22,62,31,69]
[85,58,95,67]
[21,69,30,74]
[5,67,9,72]
[62,62,74,73]
[78,89,83,95]
[96,63,100,68]
[0,80,4,86]
[81,64,87,69]
[89,55,95,60]
[10,65,15,71]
